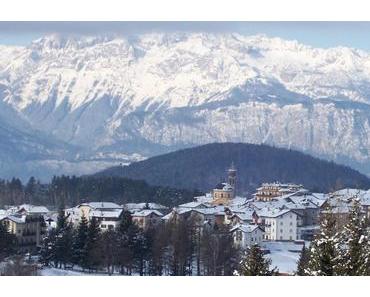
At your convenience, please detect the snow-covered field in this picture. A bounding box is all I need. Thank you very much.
[262,241,307,274]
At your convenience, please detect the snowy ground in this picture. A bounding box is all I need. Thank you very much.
[40,267,107,276]
[262,241,307,274]
[38,241,307,276]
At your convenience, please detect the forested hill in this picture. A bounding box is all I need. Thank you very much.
[96,143,370,195]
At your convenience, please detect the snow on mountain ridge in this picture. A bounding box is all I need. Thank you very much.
[2,32,370,178]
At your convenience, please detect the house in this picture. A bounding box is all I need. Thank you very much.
[227,210,259,226]
[9,204,49,216]
[90,209,124,231]
[131,210,163,230]
[231,224,265,249]
[253,182,307,202]
[257,208,301,241]
[66,202,123,225]
[0,213,46,253]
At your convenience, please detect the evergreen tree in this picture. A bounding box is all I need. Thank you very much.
[99,229,119,275]
[116,211,136,275]
[340,199,370,275]
[53,209,73,268]
[39,229,56,267]
[118,210,133,233]
[84,217,101,272]
[72,215,89,269]
[306,206,341,276]
[0,221,17,260]
[238,244,275,276]
[296,245,310,276]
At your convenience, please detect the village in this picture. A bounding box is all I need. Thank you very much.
[1,163,370,275]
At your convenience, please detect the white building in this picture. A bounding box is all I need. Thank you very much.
[231,224,264,249]
[90,209,124,230]
[258,209,301,241]
[65,202,123,226]
[131,209,163,230]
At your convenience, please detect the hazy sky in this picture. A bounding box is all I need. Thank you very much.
[1,22,370,50]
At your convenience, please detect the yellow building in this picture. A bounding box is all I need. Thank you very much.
[1,214,45,253]
[212,163,238,206]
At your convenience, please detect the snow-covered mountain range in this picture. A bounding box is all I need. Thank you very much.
[1,32,370,180]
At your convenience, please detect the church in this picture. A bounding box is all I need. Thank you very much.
[212,163,237,206]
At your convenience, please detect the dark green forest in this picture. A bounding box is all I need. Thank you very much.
[0,176,201,209]
[96,142,370,195]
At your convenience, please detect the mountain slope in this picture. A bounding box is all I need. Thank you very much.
[96,143,370,194]
[2,33,370,177]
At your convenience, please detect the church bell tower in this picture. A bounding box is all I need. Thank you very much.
[228,162,237,198]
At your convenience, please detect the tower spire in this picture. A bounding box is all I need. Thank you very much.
[227,161,237,198]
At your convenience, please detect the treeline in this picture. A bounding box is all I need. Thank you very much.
[0,176,202,208]
[296,200,370,276]
[39,210,241,276]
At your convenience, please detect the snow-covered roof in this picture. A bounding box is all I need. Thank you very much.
[256,208,300,218]
[7,204,49,215]
[178,201,209,209]
[231,224,262,233]
[173,207,193,215]
[80,202,122,210]
[90,209,123,219]
[192,207,225,216]
[132,209,163,217]
[123,202,167,211]
[231,211,256,221]
[161,213,173,220]
[1,214,26,224]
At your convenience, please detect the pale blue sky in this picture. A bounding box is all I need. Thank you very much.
[1,22,370,50]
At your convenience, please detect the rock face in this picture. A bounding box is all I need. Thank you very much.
[1,32,370,179]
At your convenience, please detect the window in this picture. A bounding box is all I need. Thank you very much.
[280,221,283,225]
[108,225,114,230]
[101,224,107,229]
[251,237,254,242]
[289,236,292,240]
[289,229,292,233]
[290,222,293,226]
[280,229,283,233]
[280,236,283,240]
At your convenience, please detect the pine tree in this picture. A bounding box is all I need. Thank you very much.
[53,209,73,268]
[84,217,101,272]
[340,199,370,275]
[118,210,133,233]
[306,206,341,276]
[238,244,275,276]
[0,221,17,260]
[39,229,56,267]
[99,229,119,275]
[116,211,136,275]
[296,245,310,275]
[72,215,89,269]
